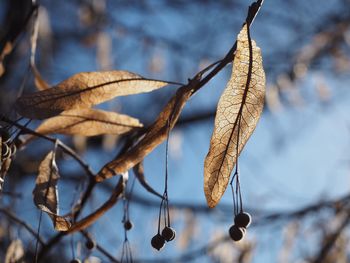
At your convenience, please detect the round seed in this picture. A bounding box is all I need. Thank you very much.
[234,212,252,228]
[161,226,176,242]
[151,233,165,251]
[229,224,246,241]
[124,220,133,231]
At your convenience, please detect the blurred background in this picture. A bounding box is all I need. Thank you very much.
[1,0,350,262]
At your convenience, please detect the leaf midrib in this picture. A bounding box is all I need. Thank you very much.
[211,24,254,193]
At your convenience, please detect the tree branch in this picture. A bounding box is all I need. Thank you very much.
[312,210,350,263]
[0,207,45,245]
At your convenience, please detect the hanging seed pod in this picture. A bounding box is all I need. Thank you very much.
[0,129,11,144]
[234,212,251,228]
[1,157,11,175]
[124,220,133,231]
[229,225,246,241]
[151,233,165,251]
[161,226,176,242]
[85,239,96,250]
[1,143,10,159]
[10,143,16,157]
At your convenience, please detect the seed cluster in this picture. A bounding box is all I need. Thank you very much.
[151,120,176,251]
[151,226,176,251]
[229,212,251,242]
[1,130,15,159]
[0,129,16,191]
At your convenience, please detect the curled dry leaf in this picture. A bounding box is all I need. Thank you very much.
[31,64,50,90]
[15,70,170,119]
[30,10,50,91]
[33,151,71,231]
[35,108,142,136]
[204,24,266,208]
[95,84,194,182]
[5,239,24,263]
[0,42,13,77]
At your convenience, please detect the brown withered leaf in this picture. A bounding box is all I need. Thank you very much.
[35,108,142,136]
[33,151,71,231]
[0,63,3,77]
[32,64,50,90]
[0,42,13,77]
[15,70,170,119]
[30,11,50,91]
[5,239,24,263]
[67,176,124,233]
[204,24,265,208]
[95,83,195,182]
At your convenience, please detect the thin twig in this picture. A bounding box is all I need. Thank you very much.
[0,116,95,178]
[67,177,124,234]
[313,210,350,263]
[37,232,64,261]
[80,230,121,263]
[0,208,45,245]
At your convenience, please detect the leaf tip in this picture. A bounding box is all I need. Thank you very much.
[206,199,217,208]
[204,183,219,208]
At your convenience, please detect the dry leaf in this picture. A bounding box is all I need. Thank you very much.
[0,64,4,77]
[15,70,170,119]
[35,108,142,136]
[33,151,71,231]
[30,7,52,91]
[0,42,13,77]
[0,43,11,77]
[30,8,50,91]
[5,239,24,263]
[84,256,102,263]
[95,84,194,182]
[67,176,124,233]
[204,24,265,208]
[31,64,50,90]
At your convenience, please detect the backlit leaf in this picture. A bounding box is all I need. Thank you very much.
[204,24,266,208]
[5,239,24,263]
[30,11,50,91]
[95,84,194,182]
[15,70,170,119]
[32,64,50,90]
[33,151,71,231]
[35,108,142,136]
[0,42,13,78]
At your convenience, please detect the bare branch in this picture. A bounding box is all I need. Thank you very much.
[0,208,45,245]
